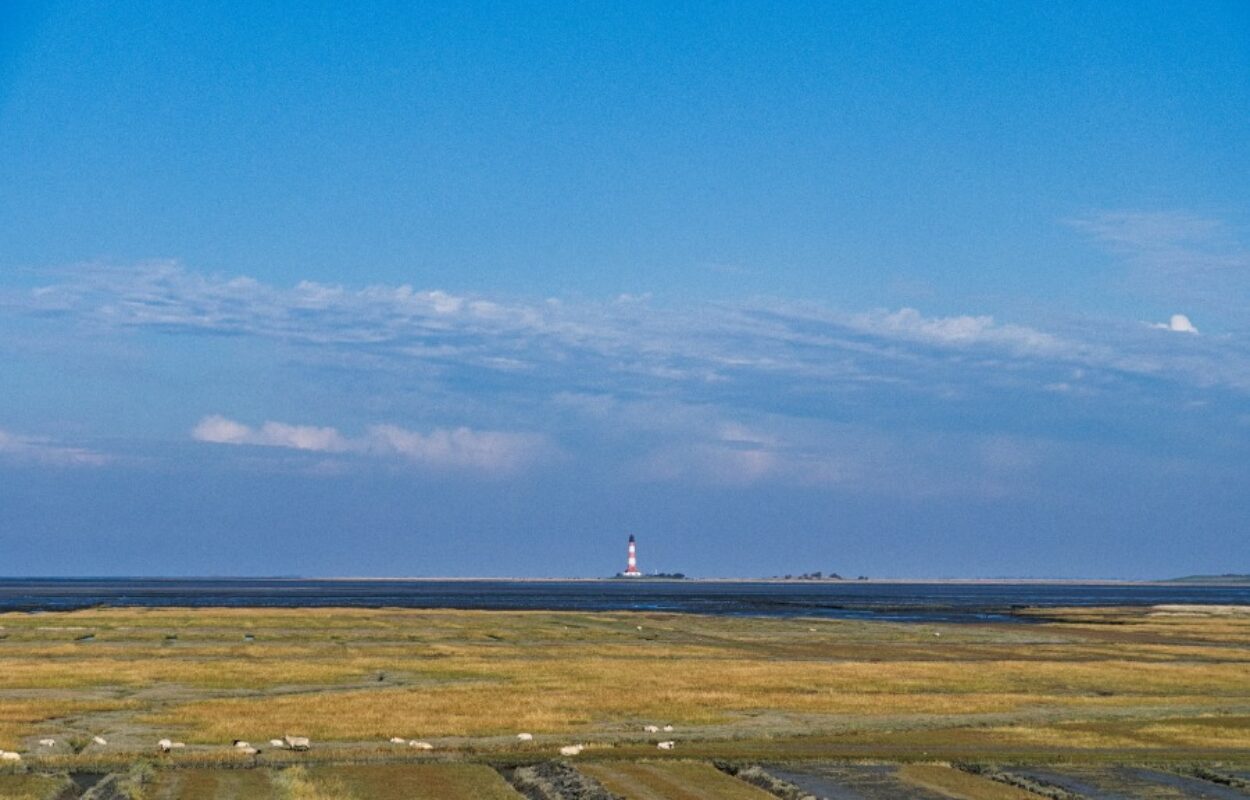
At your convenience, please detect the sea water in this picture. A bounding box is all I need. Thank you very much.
[0,578,1245,623]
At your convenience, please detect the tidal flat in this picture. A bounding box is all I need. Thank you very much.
[0,604,1247,797]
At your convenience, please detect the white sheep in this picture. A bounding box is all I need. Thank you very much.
[643,725,659,733]
[558,744,584,756]
[92,736,107,746]
[158,739,173,752]
[233,740,251,749]
[0,751,20,761]
[408,740,434,750]
[269,739,285,747]
[516,732,534,742]
[38,739,55,747]
[389,736,406,744]
[657,740,676,750]
[284,735,310,751]
[662,724,674,732]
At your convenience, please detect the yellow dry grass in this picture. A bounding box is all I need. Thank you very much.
[987,713,1250,750]
[0,604,1246,755]
[272,766,356,800]
[582,761,776,800]
[898,764,1040,799]
[0,773,72,800]
[309,764,524,800]
[1135,719,1250,748]
[0,698,135,750]
[148,767,278,799]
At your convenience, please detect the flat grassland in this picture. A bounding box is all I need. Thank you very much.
[581,761,777,800]
[0,603,1247,766]
[141,764,522,800]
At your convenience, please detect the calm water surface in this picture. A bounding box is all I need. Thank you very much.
[0,578,1246,623]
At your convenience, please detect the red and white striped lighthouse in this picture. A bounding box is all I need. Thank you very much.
[623,534,642,577]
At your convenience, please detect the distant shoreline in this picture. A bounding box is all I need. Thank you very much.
[1,577,1244,621]
[3,575,1244,586]
[321,576,1250,586]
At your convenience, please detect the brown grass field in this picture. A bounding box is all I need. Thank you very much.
[581,760,777,800]
[146,765,520,800]
[0,602,1247,773]
[0,773,73,800]
[305,763,524,799]
[897,764,1044,799]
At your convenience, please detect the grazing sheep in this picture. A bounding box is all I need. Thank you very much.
[643,725,659,733]
[269,739,285,747]
[558,744,584,756]
[158,739,173,752]
[408,740,433,750]
[38,739,55,747]
[0,751,20,761]
[516,732,534,741]
[92,736,107,746]
[233,740,251,749]
[284,735,310,751]
[657,740,676,750]
[662,724,674,732]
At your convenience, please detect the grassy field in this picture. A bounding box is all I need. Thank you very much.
[0,773,73,800]
[148,767,277,799]
[897,764,1043,799]
[0,603,1247,766]
[581,760,777,800]
[305,764,523,800]
[144,764,523,800]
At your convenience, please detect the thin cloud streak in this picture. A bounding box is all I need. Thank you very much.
[1071,210,1250,313]
[22,262,1250,396]
[192,415,550,474]
[192,416,352,452]
[0,429,111,467]
[554,392,1049,498]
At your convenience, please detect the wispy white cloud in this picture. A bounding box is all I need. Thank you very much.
[0,429,110,467]
[1071,210,1250,312]
[552,392,1042,497]
[192,415,351,452]
[6,260,1247,503]
[848,307,1067,354]
[366,424,549,472]
[24,263,1073,359]
[19,261,1250,402]
[191,415,550,474]
[635,442,784,486]
[1071,211,1228,253]
[624,418,1052,498]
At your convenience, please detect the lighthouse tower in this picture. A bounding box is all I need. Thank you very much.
[623,534,642,577]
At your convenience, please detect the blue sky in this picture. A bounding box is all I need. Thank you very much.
[1,1,1248,578]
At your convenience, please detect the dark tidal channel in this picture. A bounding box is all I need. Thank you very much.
[0,578,1246,624]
